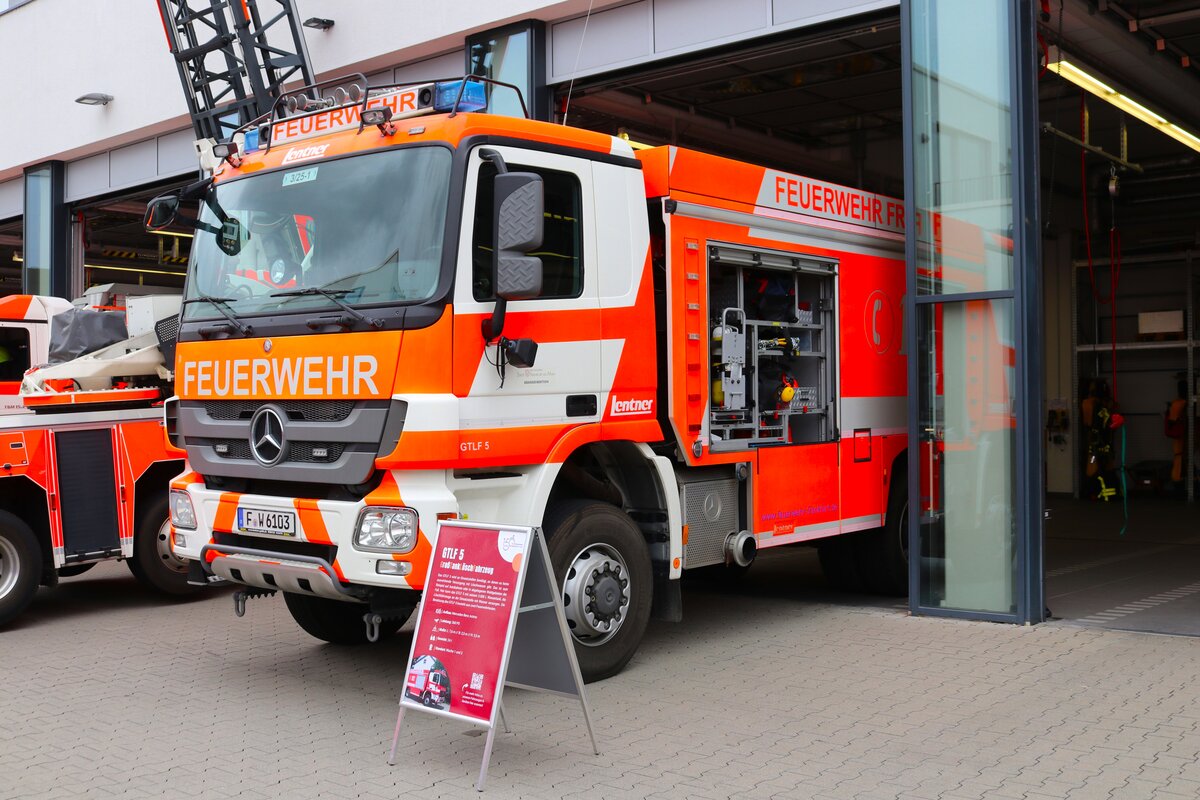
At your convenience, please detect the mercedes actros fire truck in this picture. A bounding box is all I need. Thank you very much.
[145,63,938,680]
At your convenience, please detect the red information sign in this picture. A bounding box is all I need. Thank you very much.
[401,523,529,724]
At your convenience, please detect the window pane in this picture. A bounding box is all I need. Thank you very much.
[468,28,531,118]
[917,298,1016,614]
[23,168,51,296]
[911,0,1013,295]
[472,164,582,301]
[0,326,30,381]
[184,147,451,320]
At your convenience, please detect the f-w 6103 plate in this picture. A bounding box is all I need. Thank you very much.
[236,508,297,537]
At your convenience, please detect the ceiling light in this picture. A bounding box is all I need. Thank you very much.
[302,17,334,30]
[1047,51,1200,154]
[75,93,114,106]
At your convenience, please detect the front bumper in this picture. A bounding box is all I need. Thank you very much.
[171,469,456,595]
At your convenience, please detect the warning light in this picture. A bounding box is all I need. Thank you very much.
[433,80,487,113]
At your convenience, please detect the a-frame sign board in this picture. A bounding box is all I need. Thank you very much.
[388,520,598,791]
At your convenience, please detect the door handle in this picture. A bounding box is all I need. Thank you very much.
[566,395,597,417]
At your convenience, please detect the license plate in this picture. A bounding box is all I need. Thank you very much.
[236,508,297,537]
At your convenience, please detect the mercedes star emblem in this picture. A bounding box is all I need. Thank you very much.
[263,338,273,353]
[248,405,285,467]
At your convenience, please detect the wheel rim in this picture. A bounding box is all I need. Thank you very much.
[560,543,630,647]
[156,519,189,574]
[0,535,19,600]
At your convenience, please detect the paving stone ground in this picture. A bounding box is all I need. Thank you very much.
[3,547,1200,800]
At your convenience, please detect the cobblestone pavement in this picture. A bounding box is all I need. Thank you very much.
[4,548,1200,800]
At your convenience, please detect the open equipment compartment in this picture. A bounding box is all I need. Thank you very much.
[707,243,837,451]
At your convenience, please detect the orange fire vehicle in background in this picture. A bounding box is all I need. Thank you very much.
[154,75,915,681]
[0,290,197,627]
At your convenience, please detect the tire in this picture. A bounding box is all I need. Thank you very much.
[817,534,862,592]
[283,592,410,645]
[127,496,199,596]
[57,563,96,578]
[0,510,42,628]
[544,499,652,683]
[852,468,909,596]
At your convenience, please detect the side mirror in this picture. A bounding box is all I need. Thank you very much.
[144,193,181,231]
[493,172,543,300]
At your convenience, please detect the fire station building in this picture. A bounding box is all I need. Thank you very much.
[3,0,1199,630]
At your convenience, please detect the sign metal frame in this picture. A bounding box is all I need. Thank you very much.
[388,520,599,790]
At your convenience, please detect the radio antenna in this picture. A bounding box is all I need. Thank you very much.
[560,0,595,127]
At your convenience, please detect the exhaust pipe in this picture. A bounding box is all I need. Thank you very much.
[725,530,757,568]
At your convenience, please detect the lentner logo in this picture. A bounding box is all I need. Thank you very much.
[610,396,654,417]
[282,144,329,164]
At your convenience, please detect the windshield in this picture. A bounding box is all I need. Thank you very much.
[183,146,452,320]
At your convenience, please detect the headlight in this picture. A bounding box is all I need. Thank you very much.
[170,489,197,530]
[354,507,417,553]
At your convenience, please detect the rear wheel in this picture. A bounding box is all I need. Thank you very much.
[852,468,909,596]
[128,496,199,596]
[0,511,42,628]
[284,593,411,645]
[817,534,863,591]
[544,500,652,683]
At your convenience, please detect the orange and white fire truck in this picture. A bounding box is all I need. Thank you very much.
[152,73,912,681]
[404,655,450,709]
[0,290,196,627]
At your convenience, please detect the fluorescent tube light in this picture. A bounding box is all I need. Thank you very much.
[1046,54,1200,154]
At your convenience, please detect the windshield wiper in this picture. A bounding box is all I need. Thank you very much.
[182,294,254,336]
[269,287,384,329]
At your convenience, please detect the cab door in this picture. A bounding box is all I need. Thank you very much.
[451,145,602,467]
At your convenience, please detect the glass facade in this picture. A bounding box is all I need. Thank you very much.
[905,0,1041,620]
[22,164,55,296]
[468,27,531,118]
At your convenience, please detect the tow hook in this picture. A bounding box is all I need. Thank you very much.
[364,612,384,642]
[233,588,277,617]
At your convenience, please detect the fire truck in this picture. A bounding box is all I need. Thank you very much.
[150,65,914,680]
[0,289,196,627]
[404,655,451,709]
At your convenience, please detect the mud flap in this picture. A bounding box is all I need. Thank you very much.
[651,563,682,622]
[187,560,227,587]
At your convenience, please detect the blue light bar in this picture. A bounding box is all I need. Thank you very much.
[243,127,260,154]
[433,80,487,113]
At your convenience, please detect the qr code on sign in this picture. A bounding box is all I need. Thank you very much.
[470,673,484,690]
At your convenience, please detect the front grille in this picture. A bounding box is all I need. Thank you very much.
[203,399,356,422]
[211,439,345,463]
[180,398,402,484]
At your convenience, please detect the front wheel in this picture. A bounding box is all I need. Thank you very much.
[0,511,43,628]
[283,592,411,645]
[544,500,652,683]
[128,496,199,596]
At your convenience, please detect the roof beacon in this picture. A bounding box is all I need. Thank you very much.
[432,80,487,113]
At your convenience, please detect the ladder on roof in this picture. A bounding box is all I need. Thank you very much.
[155,0,315,141]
